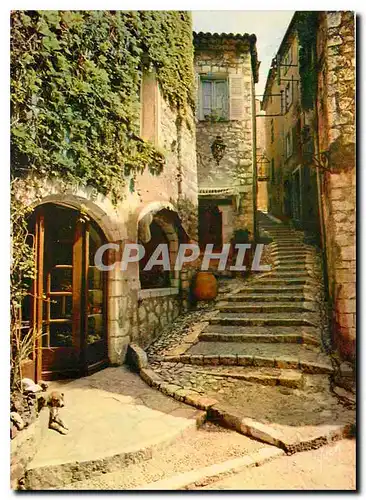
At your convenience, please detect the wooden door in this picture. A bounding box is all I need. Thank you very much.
[31,204,108,380]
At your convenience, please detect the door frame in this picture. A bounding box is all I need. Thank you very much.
[31,204,109,381]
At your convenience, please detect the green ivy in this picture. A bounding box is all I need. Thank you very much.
[11,10,194,203]
[297,12,319,111]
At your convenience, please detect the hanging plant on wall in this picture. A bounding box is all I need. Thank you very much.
[10,10,195,203]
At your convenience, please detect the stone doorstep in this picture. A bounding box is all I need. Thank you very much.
[135,447,285,490]
[157,355,333,374]
[25,422,200,490]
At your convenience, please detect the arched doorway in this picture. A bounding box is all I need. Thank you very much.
[25,204,108,380]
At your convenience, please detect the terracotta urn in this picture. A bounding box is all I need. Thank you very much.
[192,271,218,301]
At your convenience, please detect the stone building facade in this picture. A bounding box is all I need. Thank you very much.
[15,33,198,381]
[261,17,320,239]
[256,99,269,212]
[194,32,259,247]
[316,11,356,360]
[262,11,355,361]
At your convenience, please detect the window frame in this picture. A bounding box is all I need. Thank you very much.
[285,130,293,160]
[199,76,229,121]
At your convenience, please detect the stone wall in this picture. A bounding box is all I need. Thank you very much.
[256,99,268,212]
[137,289,181,348]
[195,41,256,235]
[317,11,356,360]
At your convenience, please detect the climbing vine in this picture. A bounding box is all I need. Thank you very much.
[297,12,319,111]
[11,10,194,203]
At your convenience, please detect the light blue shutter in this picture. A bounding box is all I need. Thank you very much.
[214,81,227,118]
[229,75,245,120]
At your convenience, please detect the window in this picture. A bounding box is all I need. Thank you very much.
[285,81,293,113]
[196,74,245,121]
[285,130,293,159]
[283,46,293,76]
[200,79,228,120]
[271,119,274,143]
[271,158,275,183]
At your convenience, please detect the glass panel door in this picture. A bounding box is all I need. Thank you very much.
[41,205,80,377]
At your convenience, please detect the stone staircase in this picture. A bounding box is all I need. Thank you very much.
[183,211,329,372]
[147,212,355,452]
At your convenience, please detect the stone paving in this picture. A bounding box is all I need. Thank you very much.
[24,367,204,489]
[145,212,355,451]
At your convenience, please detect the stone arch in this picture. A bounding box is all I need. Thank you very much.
[19,182,129,367]
[137,204,187,289]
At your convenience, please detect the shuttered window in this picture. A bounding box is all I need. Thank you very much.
[200,79,228,120]
[197,74,246,121]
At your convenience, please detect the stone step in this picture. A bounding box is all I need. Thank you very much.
[199,331,320,346]
[202,324,319,338]
[190,366,305,389]
[210,314,317,327]
[272,246,307,252]
[182,342,333,373]
[271,239,304,243]
[269,271,309,276]
[275,263,307,268]
[272,250,311,256]
[255,278,309,285]
[237,285,306,294]
[217,303,312,314]
[224,294,306,302]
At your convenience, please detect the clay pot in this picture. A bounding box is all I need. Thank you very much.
[192,271,218,301]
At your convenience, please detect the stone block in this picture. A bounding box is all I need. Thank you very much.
[126,343,148,372]
[219,355,237,366]
[237,355,253,366]
[190,355,204,365]
[327,12,342,28]
[337,299,356,314]
[140,367,162,388]
[274,357,299,370]
[253,356,275,368]
[203,355,219,365]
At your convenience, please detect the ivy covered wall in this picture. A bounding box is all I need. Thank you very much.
[11,10,195,203]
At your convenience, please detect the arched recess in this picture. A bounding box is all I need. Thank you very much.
[137,205,188,290]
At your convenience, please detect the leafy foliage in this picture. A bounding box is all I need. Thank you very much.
[10,181,36,389]
[297,12,319,111]
[11,10,194,202]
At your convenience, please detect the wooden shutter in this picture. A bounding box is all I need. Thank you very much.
[202,80,212,119]
[229,75,245,120]
[214,81,228,119]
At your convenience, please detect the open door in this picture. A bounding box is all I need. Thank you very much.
[29,204,108,380]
